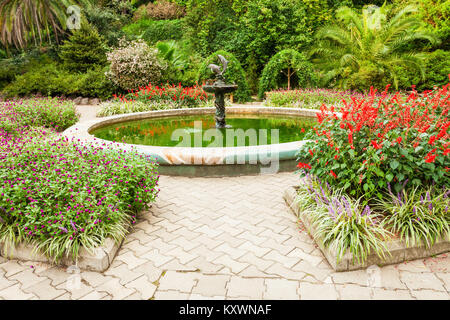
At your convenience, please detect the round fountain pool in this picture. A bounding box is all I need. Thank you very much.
[91,114,315,147]
[63,107,319,176]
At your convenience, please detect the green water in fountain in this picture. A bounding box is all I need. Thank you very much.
[91,115,315,147]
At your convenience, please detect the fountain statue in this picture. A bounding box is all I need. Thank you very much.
[202,54,238,128]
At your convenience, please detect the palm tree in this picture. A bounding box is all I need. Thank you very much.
[311,4,440,90]
[0,0,91,49]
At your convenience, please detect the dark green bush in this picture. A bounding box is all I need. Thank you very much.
[197,50,251,103]
[143,19,184,44]
[0,51,49,91]
[77,67,115,99]
[393,50,450,91]
[2,62,62,97]
[2,62,114,100]
[0,60,21,91]
[59,22,107,73]
[85,5,128,47]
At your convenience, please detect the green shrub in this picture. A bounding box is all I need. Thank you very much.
[122,18,153,35]
[59,22,108,73]
[106,39,167,90]
[2,62,63,97]
[197,50,251,103]
[0,53,50,91]
[77,67,115,99]
[394,50,450,91]
[258,49,318,99]
[143,19,184,44]
[85,5,128,47]
[123,19,184,44]
[2,62,114,100]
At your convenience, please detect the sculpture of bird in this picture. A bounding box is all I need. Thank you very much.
[208,63,222,75]
[217,54,228,74]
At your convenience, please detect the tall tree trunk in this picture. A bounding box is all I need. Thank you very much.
[287,67,291,90]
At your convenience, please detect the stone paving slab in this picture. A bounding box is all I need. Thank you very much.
[0,172,449,300]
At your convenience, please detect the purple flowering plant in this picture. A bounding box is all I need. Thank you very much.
[295,172,390,264]
[376,185,449,248]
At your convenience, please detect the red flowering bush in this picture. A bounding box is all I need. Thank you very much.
[298,81,450,200]
[114,83,212,108]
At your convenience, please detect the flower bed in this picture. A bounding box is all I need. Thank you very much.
[1,98,79,133]
[295,82,449,264]
[263,88,385,109]
[97,83,215,117]
[0,98,159,262]
[118,83,211,107]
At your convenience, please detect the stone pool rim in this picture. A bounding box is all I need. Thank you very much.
[63,106,319,169]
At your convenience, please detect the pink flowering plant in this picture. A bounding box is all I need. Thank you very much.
[0,100,159,262]
[1,98,79,133]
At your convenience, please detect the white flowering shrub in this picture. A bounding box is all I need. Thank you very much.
[106,39,167,90]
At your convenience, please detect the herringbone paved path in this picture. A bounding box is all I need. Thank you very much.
[0,173,449,300]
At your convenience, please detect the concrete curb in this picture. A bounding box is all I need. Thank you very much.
[63,106,319,166]
[283,186,450,271]
[0,237,122,272]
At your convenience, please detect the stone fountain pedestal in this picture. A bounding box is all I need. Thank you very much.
[203,78,237,128]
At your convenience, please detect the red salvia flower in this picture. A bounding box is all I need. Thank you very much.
[297,162,311,170]
[425,152,436,163]
[330,170,337,178]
